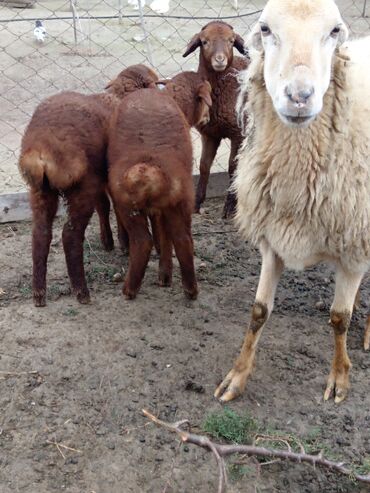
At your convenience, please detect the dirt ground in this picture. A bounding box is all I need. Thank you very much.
[0,197,370,493]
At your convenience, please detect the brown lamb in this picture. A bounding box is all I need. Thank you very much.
[19,64,159,307]
[158,70,213,128]
[108,79,212,300]
[183,20,250,218]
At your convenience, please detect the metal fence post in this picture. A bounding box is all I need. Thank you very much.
[138,0,154,66]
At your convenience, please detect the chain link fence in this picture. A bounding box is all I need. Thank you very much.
[0,0,369,194]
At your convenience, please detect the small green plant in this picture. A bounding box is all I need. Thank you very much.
[353,457,370,476]
[19,284,32,296]
[228,463,253,482]
[203,407,258,444]
[86,264,116,282]
[49,284,62,296]
[63,307,78,317]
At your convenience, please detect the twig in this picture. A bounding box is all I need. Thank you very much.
[46,439,82,458]
[192,229,238,236]
[121,422,151,435]
[0,370,39,379]
[254,433,295,453]
[142,409,370,492]
[0,352,21,359]
[84,235,112,268]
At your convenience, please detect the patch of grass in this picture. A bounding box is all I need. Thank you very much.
[228,463,253,482]
[203,407,258,444]
[202,410,369,487]
[19,284,32,296]
[197,252,214,263]
[49,284,62,296]
[63,307,78,317]
[86,264,116,282]
[353,457,370,476]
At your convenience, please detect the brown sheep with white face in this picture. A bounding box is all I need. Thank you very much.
[183,20,249,218]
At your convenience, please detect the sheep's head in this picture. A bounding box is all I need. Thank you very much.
[183,21,245,72]
[105,64,159,98]
[250,0,348,128]
[194,80,212,126]
[156,76,212,127]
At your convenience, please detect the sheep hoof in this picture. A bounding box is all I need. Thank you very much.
[123,284,137,300]
[101,235,114,251]
[324,374,349,403]
[76,289,91,304]
[33,290,46,307]
[214,369,244,402]
[184,287,198,300]
[159,273,172,287]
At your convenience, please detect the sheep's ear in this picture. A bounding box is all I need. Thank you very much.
[234,33,246,54]
[338,23,349,46]
[249,22,263,52]
[183,33,201,57]
[197,81,212,107]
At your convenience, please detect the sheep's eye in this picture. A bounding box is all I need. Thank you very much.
[260,24,271,36]
[330,26,340,37]
[202,40,208,46]
[229,39,234,44]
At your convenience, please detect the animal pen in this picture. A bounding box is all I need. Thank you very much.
[0,0,369,218]
[1,1,370,493]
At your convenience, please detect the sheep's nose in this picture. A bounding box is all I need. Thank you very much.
[215,54,226,63]
[285,84,314,106]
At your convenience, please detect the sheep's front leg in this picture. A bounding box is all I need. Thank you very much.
[222,137,242,219]
[215,240,284,402]
[195,135,221,212]
[365,315,370,351]
[324,267,363,403]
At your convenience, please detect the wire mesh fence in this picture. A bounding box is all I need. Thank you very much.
[0,0,369,194]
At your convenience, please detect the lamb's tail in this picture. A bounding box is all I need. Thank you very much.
[19,147,87,190]
[120,162,168,209]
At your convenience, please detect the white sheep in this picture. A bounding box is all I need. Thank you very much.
[215,0,370,404]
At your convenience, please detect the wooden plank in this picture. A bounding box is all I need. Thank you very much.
[193,171,229,199]
[0,192,65,223]
[0,0,36,7]
[0,172,229,224]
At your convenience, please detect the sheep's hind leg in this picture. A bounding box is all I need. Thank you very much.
[215,240,284,402]
[156,213,173,287]
[62,179,98,304]
[165,205,197,299]
[113,202,129,253]
[95,190,114,251]
[119,210,153,299]
[30,187,59,307]
[324,267,363,403]
[149,213,161,256]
